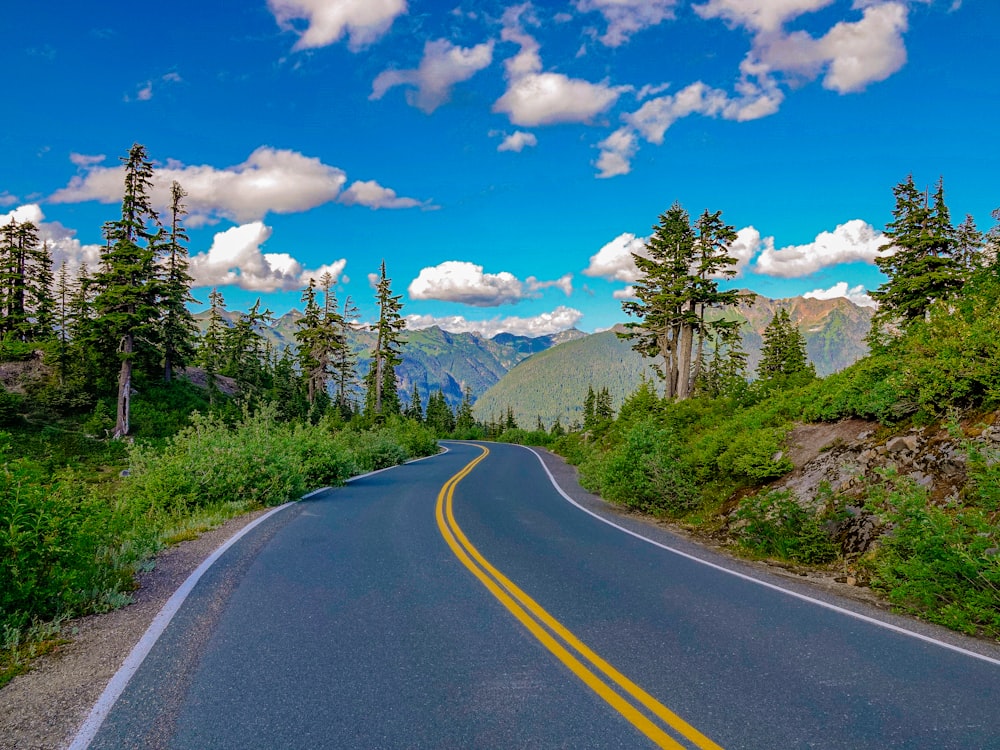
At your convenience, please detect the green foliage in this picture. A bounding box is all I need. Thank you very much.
[581,418,697,517]
[861,470,1000,638]
[733,490,838,564]
[716,427,793,481]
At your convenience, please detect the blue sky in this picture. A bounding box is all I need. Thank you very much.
[1,0,996,335]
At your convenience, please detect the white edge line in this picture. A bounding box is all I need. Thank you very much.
[66,447,449,750]
[522,445,1000,668]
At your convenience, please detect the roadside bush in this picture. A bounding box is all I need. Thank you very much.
[1,460,148,634]
[716,426,793,481]
[733,490,838,564]
[584,418,697,517]
[861,471,1000,638]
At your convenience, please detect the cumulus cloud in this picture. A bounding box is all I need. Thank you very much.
[576,0,678,46]
[803,281,876,308]
[49,147,425,224]
[753,2,908,93]
[408,261,570,307]
[612,285,637,300]
[595,127,638,178]
[268,0,406,51]
[753,219,891,277]
[338,180,423,209]
[1,203,102,277]
[188,221,347,292]
[528,273,573,296]
[493,4,625,127]
[693,0,835,34]
[371,38,493,113]
[406,305,584,337]
[599,68,782,175]
[497,130,538,152]
[583,232,648,282]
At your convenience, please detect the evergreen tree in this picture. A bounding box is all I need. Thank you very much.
[159,181,198,382]
[90,143,162,438]
[504,406,518,431]
[425,390,455,435]
[595,386,614,422]
[622,202,742,401]
[455,385,476,434]
[29,240,55,342]
[697,324,748,398]
[871,176,960,331]
[757,309,814,385]
[333,295,360,416]
[364,261,405,418]
[582,385,597,431]
[405,383,424,421]
[198,287,227,396]
[295,279,326,405]
[221,298,273,401]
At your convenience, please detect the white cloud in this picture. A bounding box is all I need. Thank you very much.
[268,0,406,51]
[69,153,105,168]
[595,127,638,178]
[409,261,524,306]
[576,0,678,47]
[527,273,573,296]
[188,221,347,292]
[406,305,584,337]
[1,203,102,277]
[371,38,493,113]
[727,226,762,277]
[693,0,835,33]
[612,285,637,300]
[803,281,876,308]
[583,232,648,282]
[497,130,538,152]
[753,219,891,277]
[494,5,625,126]
[754,2,909,93]
[338,180,422,209]
[49,147,426,224]
[495,71,625,127]
[602,68,782,176]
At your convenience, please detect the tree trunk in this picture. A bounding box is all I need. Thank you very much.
[677,318,694,400]
[114,334,133,439]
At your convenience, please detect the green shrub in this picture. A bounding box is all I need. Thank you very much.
[862,471,1000,637]
[733,490,838,564]
[716,426,793,481]
[586,418,697,517]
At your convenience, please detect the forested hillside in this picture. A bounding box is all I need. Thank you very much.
[194,309,585,407]
[476,294,873,427]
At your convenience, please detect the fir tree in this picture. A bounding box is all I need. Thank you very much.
[333,295,360,417]
[364,261,405,418]
[90,143,162,438]
[455,385,476,434]
[159,181,198,382]
[871,176,960,332]
[757,309,814,386]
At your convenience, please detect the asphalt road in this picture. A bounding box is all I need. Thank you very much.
[80,441,1000,749]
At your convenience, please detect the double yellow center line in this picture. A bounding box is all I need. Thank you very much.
[435,444,723,750]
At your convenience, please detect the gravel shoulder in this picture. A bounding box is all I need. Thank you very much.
[0,509,271,750]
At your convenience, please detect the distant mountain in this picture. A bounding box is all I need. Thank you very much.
[192,309,585,407]
[474,294,874,428]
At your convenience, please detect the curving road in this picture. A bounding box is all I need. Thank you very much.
[76,441,1000,749]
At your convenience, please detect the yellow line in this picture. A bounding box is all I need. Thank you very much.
[436,444,723,750]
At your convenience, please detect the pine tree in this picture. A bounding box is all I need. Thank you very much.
[757,309,814,386]
[29,240,55,342]
[582,385,597,431]
[159,181,198,382]
[455,385,476,434]
[295,279,325,405]
[333,295,360,416]
[621,202,742,401]
[871,176,960,331]
[365,261,406,418]
[90,143,162,438]
[425,390,455,435]
[198,287,227,396]
[405,383,423,421]
[0,219,44,342]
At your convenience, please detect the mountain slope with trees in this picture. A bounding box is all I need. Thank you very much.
[476,294,874,428]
